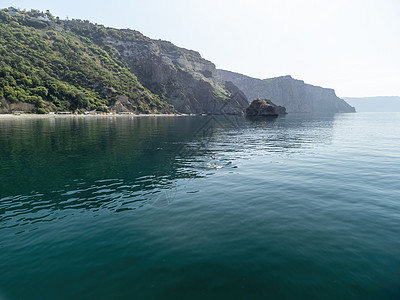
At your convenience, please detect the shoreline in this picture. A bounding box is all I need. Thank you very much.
[0,113,196,119]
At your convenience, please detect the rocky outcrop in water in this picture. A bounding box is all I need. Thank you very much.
[217,70,355,114]
[246,99,286,117]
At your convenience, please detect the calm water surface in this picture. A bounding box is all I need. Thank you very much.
[0,113,399,299]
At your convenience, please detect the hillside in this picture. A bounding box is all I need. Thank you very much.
[343,96,400,112]
[217,70,355,114]
[0,8,177,114]
[0,8,247,115]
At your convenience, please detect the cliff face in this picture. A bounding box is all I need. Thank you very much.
[217,70,355,113]
[93,29,248,115]
[0,98,35,113]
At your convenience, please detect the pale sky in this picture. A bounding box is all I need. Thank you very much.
[2,0,400,97]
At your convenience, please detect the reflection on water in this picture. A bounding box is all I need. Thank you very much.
[0,114,337,229]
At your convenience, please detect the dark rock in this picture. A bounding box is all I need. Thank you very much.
[246,98,286,117]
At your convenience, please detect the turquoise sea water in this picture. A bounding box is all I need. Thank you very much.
[0,113,399,299]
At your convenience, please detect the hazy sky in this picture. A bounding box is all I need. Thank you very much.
[2,0,400,97]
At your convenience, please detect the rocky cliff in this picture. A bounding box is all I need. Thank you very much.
[217,70,355,114]
[0,98,35,113]
[68,23,248,115]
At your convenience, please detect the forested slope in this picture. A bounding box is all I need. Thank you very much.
[0,9,173,113]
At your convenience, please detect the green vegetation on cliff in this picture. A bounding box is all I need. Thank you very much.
[0,9,173,113]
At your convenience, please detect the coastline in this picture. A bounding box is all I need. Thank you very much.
[0,113,193,119]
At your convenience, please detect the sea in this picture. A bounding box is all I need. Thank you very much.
[0,112,399,299]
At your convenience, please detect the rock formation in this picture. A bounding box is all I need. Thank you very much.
[217,70,355,114]
[87,28,249,115]
[246,99,286,117]
[0,98,35,114]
